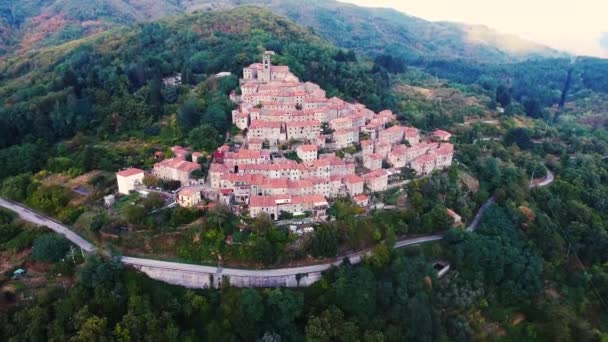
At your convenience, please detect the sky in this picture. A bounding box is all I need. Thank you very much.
[341,0,608,58]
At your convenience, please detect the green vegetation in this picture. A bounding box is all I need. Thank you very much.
[31,234,72,263]
[1,3,608,341]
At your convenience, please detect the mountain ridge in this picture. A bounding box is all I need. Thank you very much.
[0,0,567,62]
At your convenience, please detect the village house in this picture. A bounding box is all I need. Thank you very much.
[177,187,203,207]
[410,154,436,176]
[333,128,359,148]
[363,169,389,192]
[223,149,272,169]
[360,140,374,155]
[378,125,404,144]
[248,120,285,144]
[249,195,329,220]
[387,143,435,168]
[374,141,392,158]
[353,194,369,207]
[116,168,145,195]
[342,174,365,196]
[232,109,249,130]
[363,153,383,171]
[433,129,452,142]
[247,138,264,151]
[296,144,318,163]
[286,120,321,141]
[434,143,454,169]
[404,127,421,145]
[171,145,190,158]
[152,157,201,184]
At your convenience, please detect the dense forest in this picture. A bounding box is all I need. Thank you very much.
[1,3,608,341]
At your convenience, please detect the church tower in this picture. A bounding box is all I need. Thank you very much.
[262,51,274,82]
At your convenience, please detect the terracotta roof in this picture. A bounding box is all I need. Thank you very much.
[433,129,452,138]
[179,187,201,197]
[383,125,404,134]
[271,65,290,72]
[209,163,229,173]
[249,195,286,207]
[116,168,144,177]
[353,194,369,203]
[363,169,389,179]
[412,154,436,165]
[249,120,282,129]
[155,158,200,172]
[291,195,327,205]
[297,144,318,152]
[225,149,269,160]
[404,127,419,136]
[286,120,320,128]
[333,128,357,135]
[343,174,364,184]
[365,153,383,160]
[436,143,454,155]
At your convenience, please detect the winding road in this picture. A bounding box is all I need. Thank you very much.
[0,168,554,287]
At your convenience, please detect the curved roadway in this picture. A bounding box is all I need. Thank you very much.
[0,169,554,280]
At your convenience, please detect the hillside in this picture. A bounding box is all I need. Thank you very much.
[0,0,565,62]
[0,6,394,157]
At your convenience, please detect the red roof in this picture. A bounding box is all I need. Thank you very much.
[297,144,318,152]
[433,129,452,138]
[343,174,364,184]
[116,168,144,177]
[286,120,320,128]
[353,194,369,203]
[250,120,282,129]
[155,158,200,172]
[363,169,389,179]
[412,154,436,165]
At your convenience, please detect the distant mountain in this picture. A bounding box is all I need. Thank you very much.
[0,0,566,62]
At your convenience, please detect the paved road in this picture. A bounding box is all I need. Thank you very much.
[0,198,96,252]
[0,167,554,282]
[122,235,445,277]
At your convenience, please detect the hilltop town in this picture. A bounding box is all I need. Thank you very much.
[115,51,454,221]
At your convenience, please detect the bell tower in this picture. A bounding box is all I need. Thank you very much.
[262,50,274,82]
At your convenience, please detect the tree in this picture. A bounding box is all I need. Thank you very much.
[523,98,543,118]
[143,175,160,188]
[143,192,164,211]
[237,289,264,339]
[310,224,339,257]
[504,128,533,150]
[0,173,33,201]
[31,234,71,262]
[305,306,359,342]
[495,85,511,108]
[334,267,377,324]
[178,99,202,130]
[421,204,452,233]
[187,124,222,152]
[124,205,146,225]
[264,289,304,336]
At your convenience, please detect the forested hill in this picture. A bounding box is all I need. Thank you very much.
[0,0,564,62]
[0,6,398,177]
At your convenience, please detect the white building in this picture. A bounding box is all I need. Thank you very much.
[116,168,145,195]
[296,144,318,163]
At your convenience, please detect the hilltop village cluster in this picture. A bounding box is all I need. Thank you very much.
[116,51,454,221]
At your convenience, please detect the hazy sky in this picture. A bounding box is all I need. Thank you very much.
[342,0,608,58]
